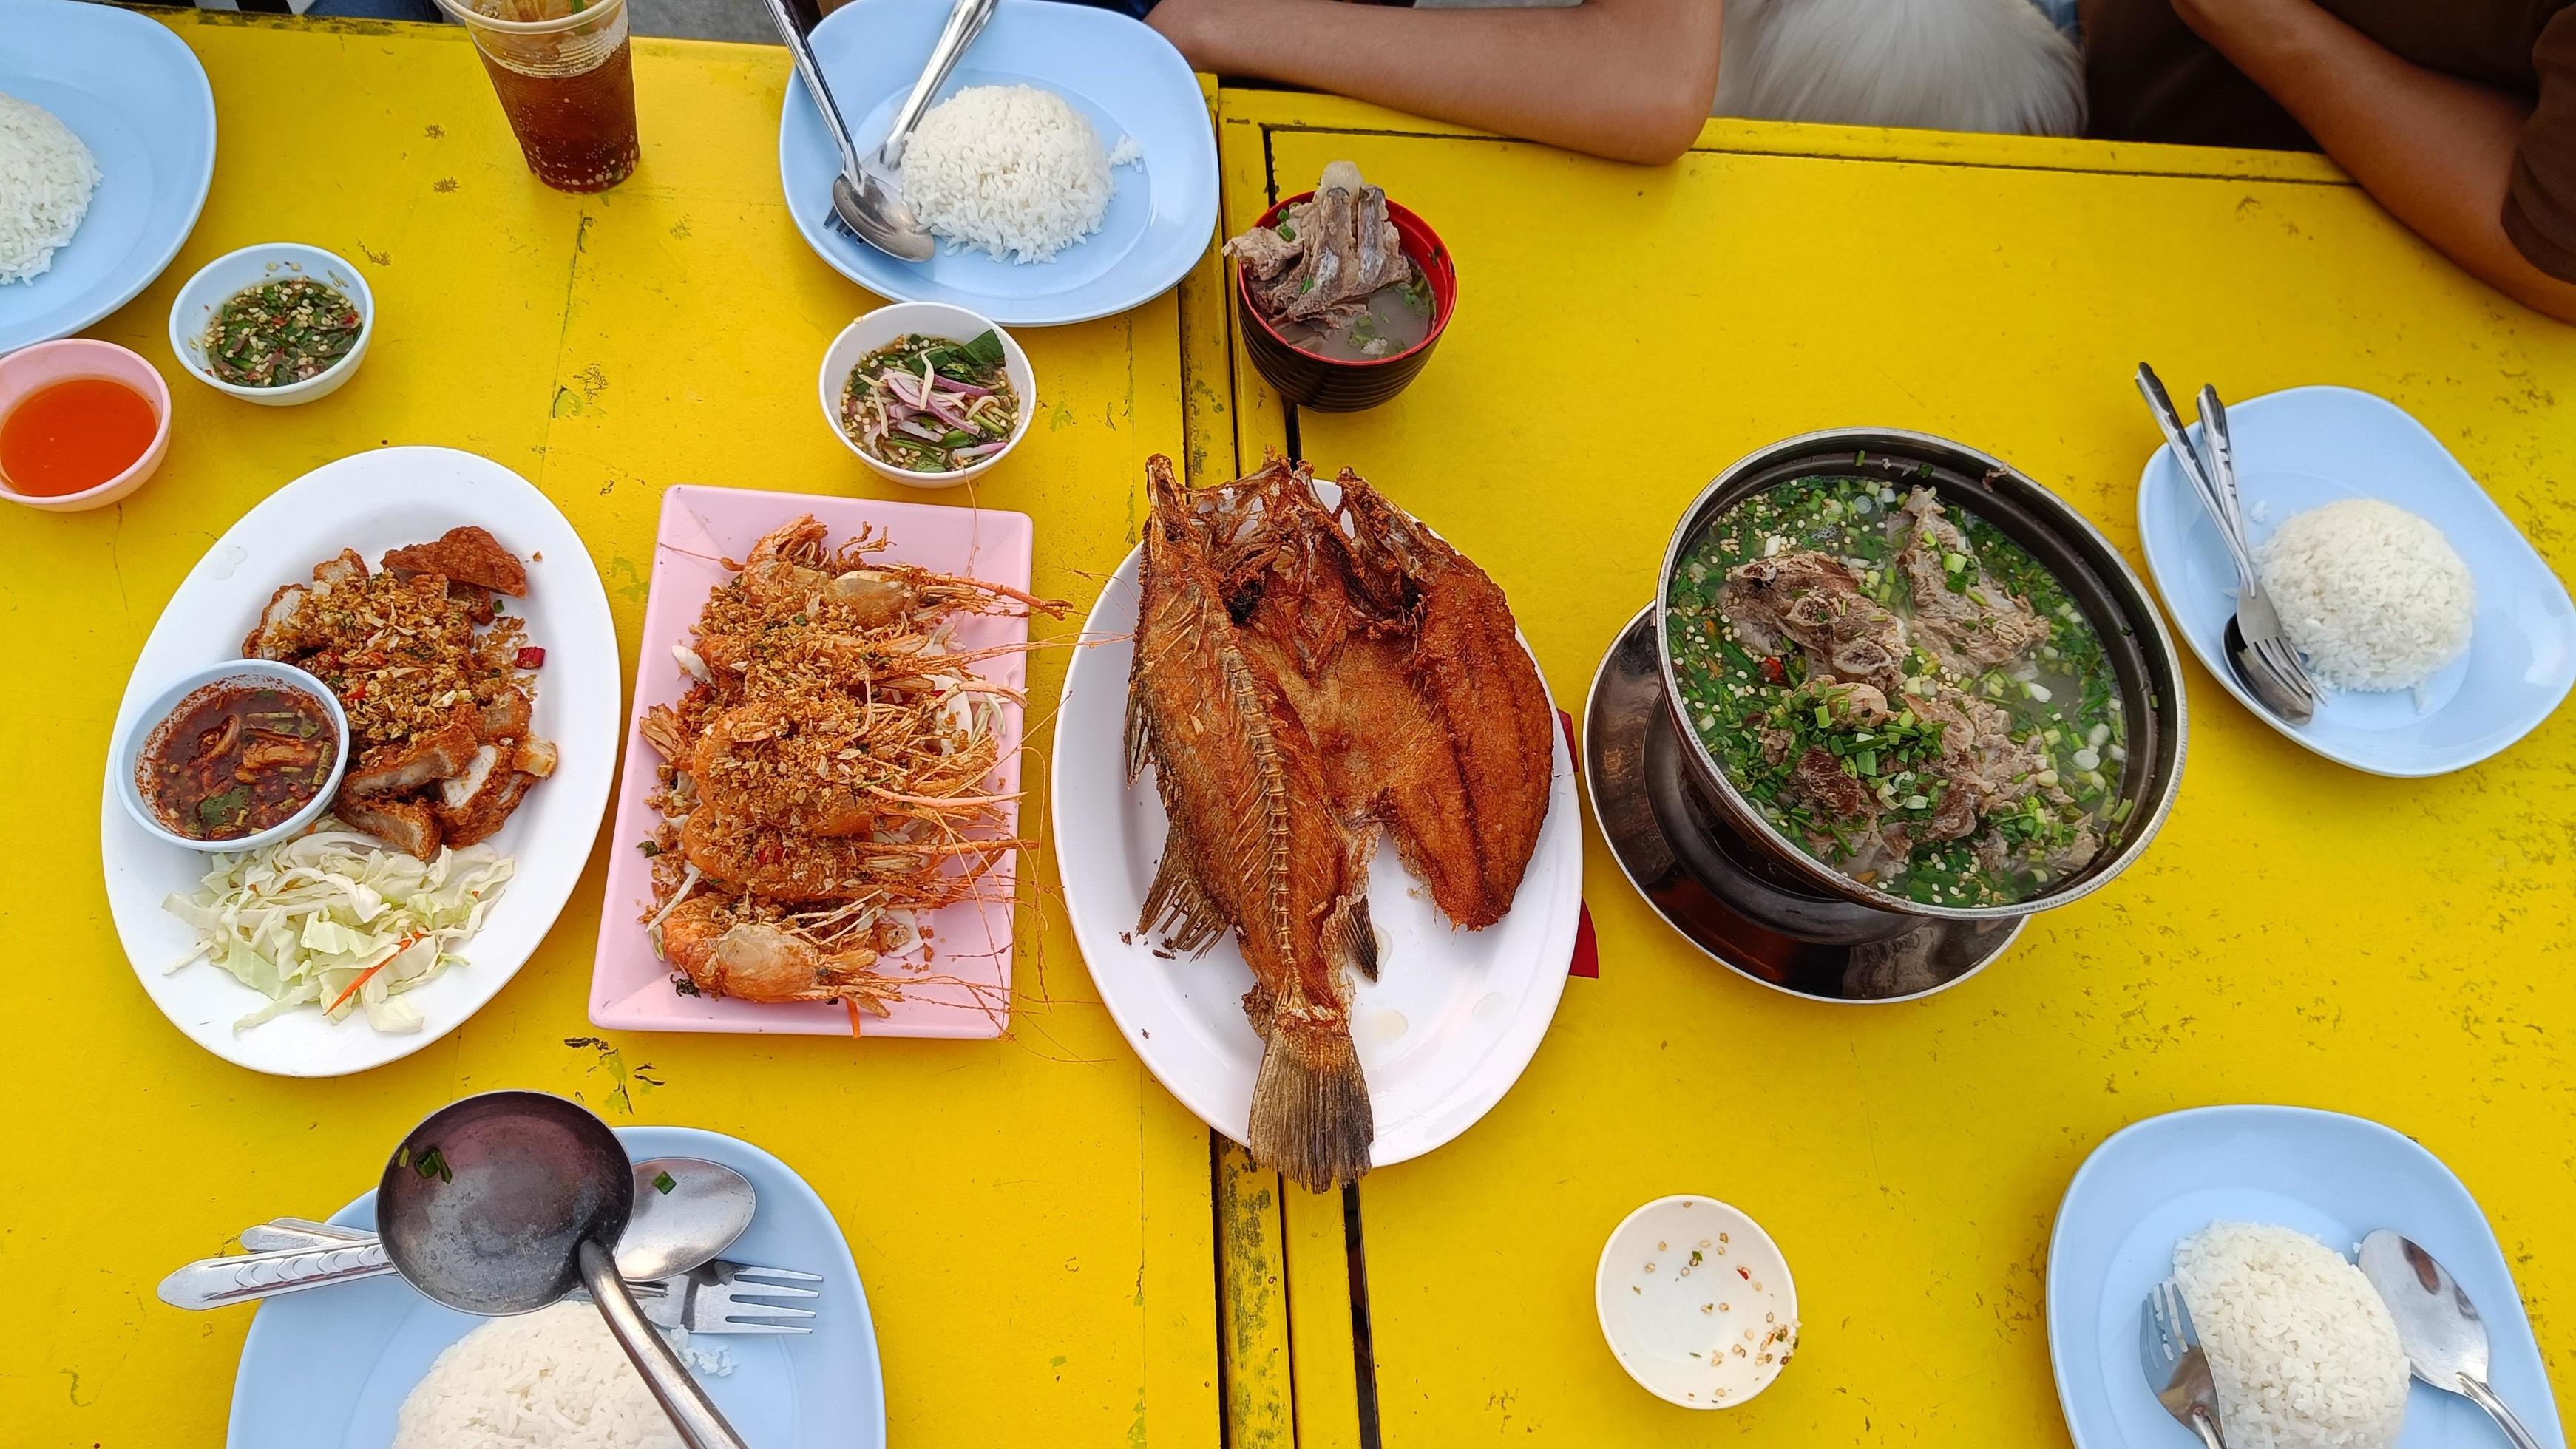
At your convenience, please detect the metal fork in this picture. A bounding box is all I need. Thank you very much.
[2134,364,2319,724]
[2140,1278,2228,1448]
[243,1219,819,1335]
[637,1259,820,1336]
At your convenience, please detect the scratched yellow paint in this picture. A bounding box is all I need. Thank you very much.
[0,16,1215,1445]
[1210,89,2576,1447]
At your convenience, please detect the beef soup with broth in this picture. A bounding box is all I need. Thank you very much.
[1663,475,2129,909]
[1226,161,1435,361]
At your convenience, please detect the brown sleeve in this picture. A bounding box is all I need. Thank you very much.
[2504,8,2576,282]
[2078,0,2317,149]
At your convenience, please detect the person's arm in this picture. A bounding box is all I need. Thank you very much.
[2172,0,2576,323]
[1148,0,1722,166]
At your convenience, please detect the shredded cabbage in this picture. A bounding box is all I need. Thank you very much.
[163,823,515,1032]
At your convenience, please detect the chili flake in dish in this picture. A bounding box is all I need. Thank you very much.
[203,276,363,387]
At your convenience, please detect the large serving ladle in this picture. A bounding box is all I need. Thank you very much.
[376,1091,748,1449]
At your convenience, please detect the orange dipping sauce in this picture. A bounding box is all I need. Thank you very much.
[0,376,160,497]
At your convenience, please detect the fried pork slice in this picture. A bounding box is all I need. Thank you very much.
[242,549,370,659]
[336,794,441,859]
[434,744,536,846]
[479,685,532,742]
[512,738,558,778]
[242,585,310,660]
[342,712,481,795]
[381,526,529,597]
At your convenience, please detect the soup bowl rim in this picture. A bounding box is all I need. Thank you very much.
[115,659,354,855]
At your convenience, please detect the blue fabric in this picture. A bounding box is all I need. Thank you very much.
[1042,0,1157,16]
[2030,0,2079,35]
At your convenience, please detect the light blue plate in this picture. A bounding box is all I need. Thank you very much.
[2047,1105,2565,1449]
[779,0,1216,326]
[2135,385,2576,776]
[0,0,215,353]
[226,1126,885,1448]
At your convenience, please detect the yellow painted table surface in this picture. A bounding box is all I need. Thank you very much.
[0,14,1218,1445]
[1196,90,2576,1448]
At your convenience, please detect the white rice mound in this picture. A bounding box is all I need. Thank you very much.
[0,92,101,286]
[2257,498,2474,692]
[901,84,1139,263]
[2172,1222,2411,1449]
[393,1301,683,1449]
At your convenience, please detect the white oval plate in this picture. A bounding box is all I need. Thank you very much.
[2135,385,2576,776]
[228,1124,885,1448]
[778,0,1218,326]
[1052,542,1583,1172]
[100,447,620,1076]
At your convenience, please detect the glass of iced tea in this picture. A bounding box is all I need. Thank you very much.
[434,0,640,192]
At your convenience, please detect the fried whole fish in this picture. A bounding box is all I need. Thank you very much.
[1124,452,1554,1190]
[1236,466,1555,932]
[1128,457,1379,1191]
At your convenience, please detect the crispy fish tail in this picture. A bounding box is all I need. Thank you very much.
[1248,1014,1375,1192]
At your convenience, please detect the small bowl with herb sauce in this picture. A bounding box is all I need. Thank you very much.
[818,302,1036,489]
[117,660,350,852]
[168,243,375,406]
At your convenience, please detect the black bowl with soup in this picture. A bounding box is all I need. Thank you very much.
[1654,429,2186,925]
[1227,162,1456,413]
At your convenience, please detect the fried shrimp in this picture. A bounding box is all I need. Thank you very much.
[637,517,1062,1010]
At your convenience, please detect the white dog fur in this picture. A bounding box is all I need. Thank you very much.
[1714,0,2086,137]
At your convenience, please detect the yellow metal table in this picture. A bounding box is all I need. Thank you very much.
[1196,90,2576,1448]
[1,15,1216,1445]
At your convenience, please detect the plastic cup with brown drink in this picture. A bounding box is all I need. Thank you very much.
[434,0,640,193]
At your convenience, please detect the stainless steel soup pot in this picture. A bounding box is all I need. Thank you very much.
[1652,427,2188,923]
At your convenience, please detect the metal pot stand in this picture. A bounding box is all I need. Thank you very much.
[1584,605,2024,1003]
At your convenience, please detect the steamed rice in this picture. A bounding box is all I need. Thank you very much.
[2172,1222,2410,1449]
[394,1300,723,1448]
[0,92,100,286]
[2257,498,2473,692]
[901,84,1139,263]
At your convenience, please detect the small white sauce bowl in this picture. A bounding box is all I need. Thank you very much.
[818,302,1036,489]
[1595,1194,1800,1410]
[116,659,350,854]
[167,243,375,406]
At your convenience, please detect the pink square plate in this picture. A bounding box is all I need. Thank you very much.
[589,485,1034,1038]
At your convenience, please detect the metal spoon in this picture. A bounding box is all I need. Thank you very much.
[376,1092,749,1449]
[2134,364,2318,724]
[2359,1231,2544,1449]
[764,0,996,263]
[163,1157,753,1307]
[2195,385,2320,715]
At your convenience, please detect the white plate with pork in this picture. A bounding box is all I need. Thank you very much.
[1051,468,1584,1177]
[99,447,620,1076]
